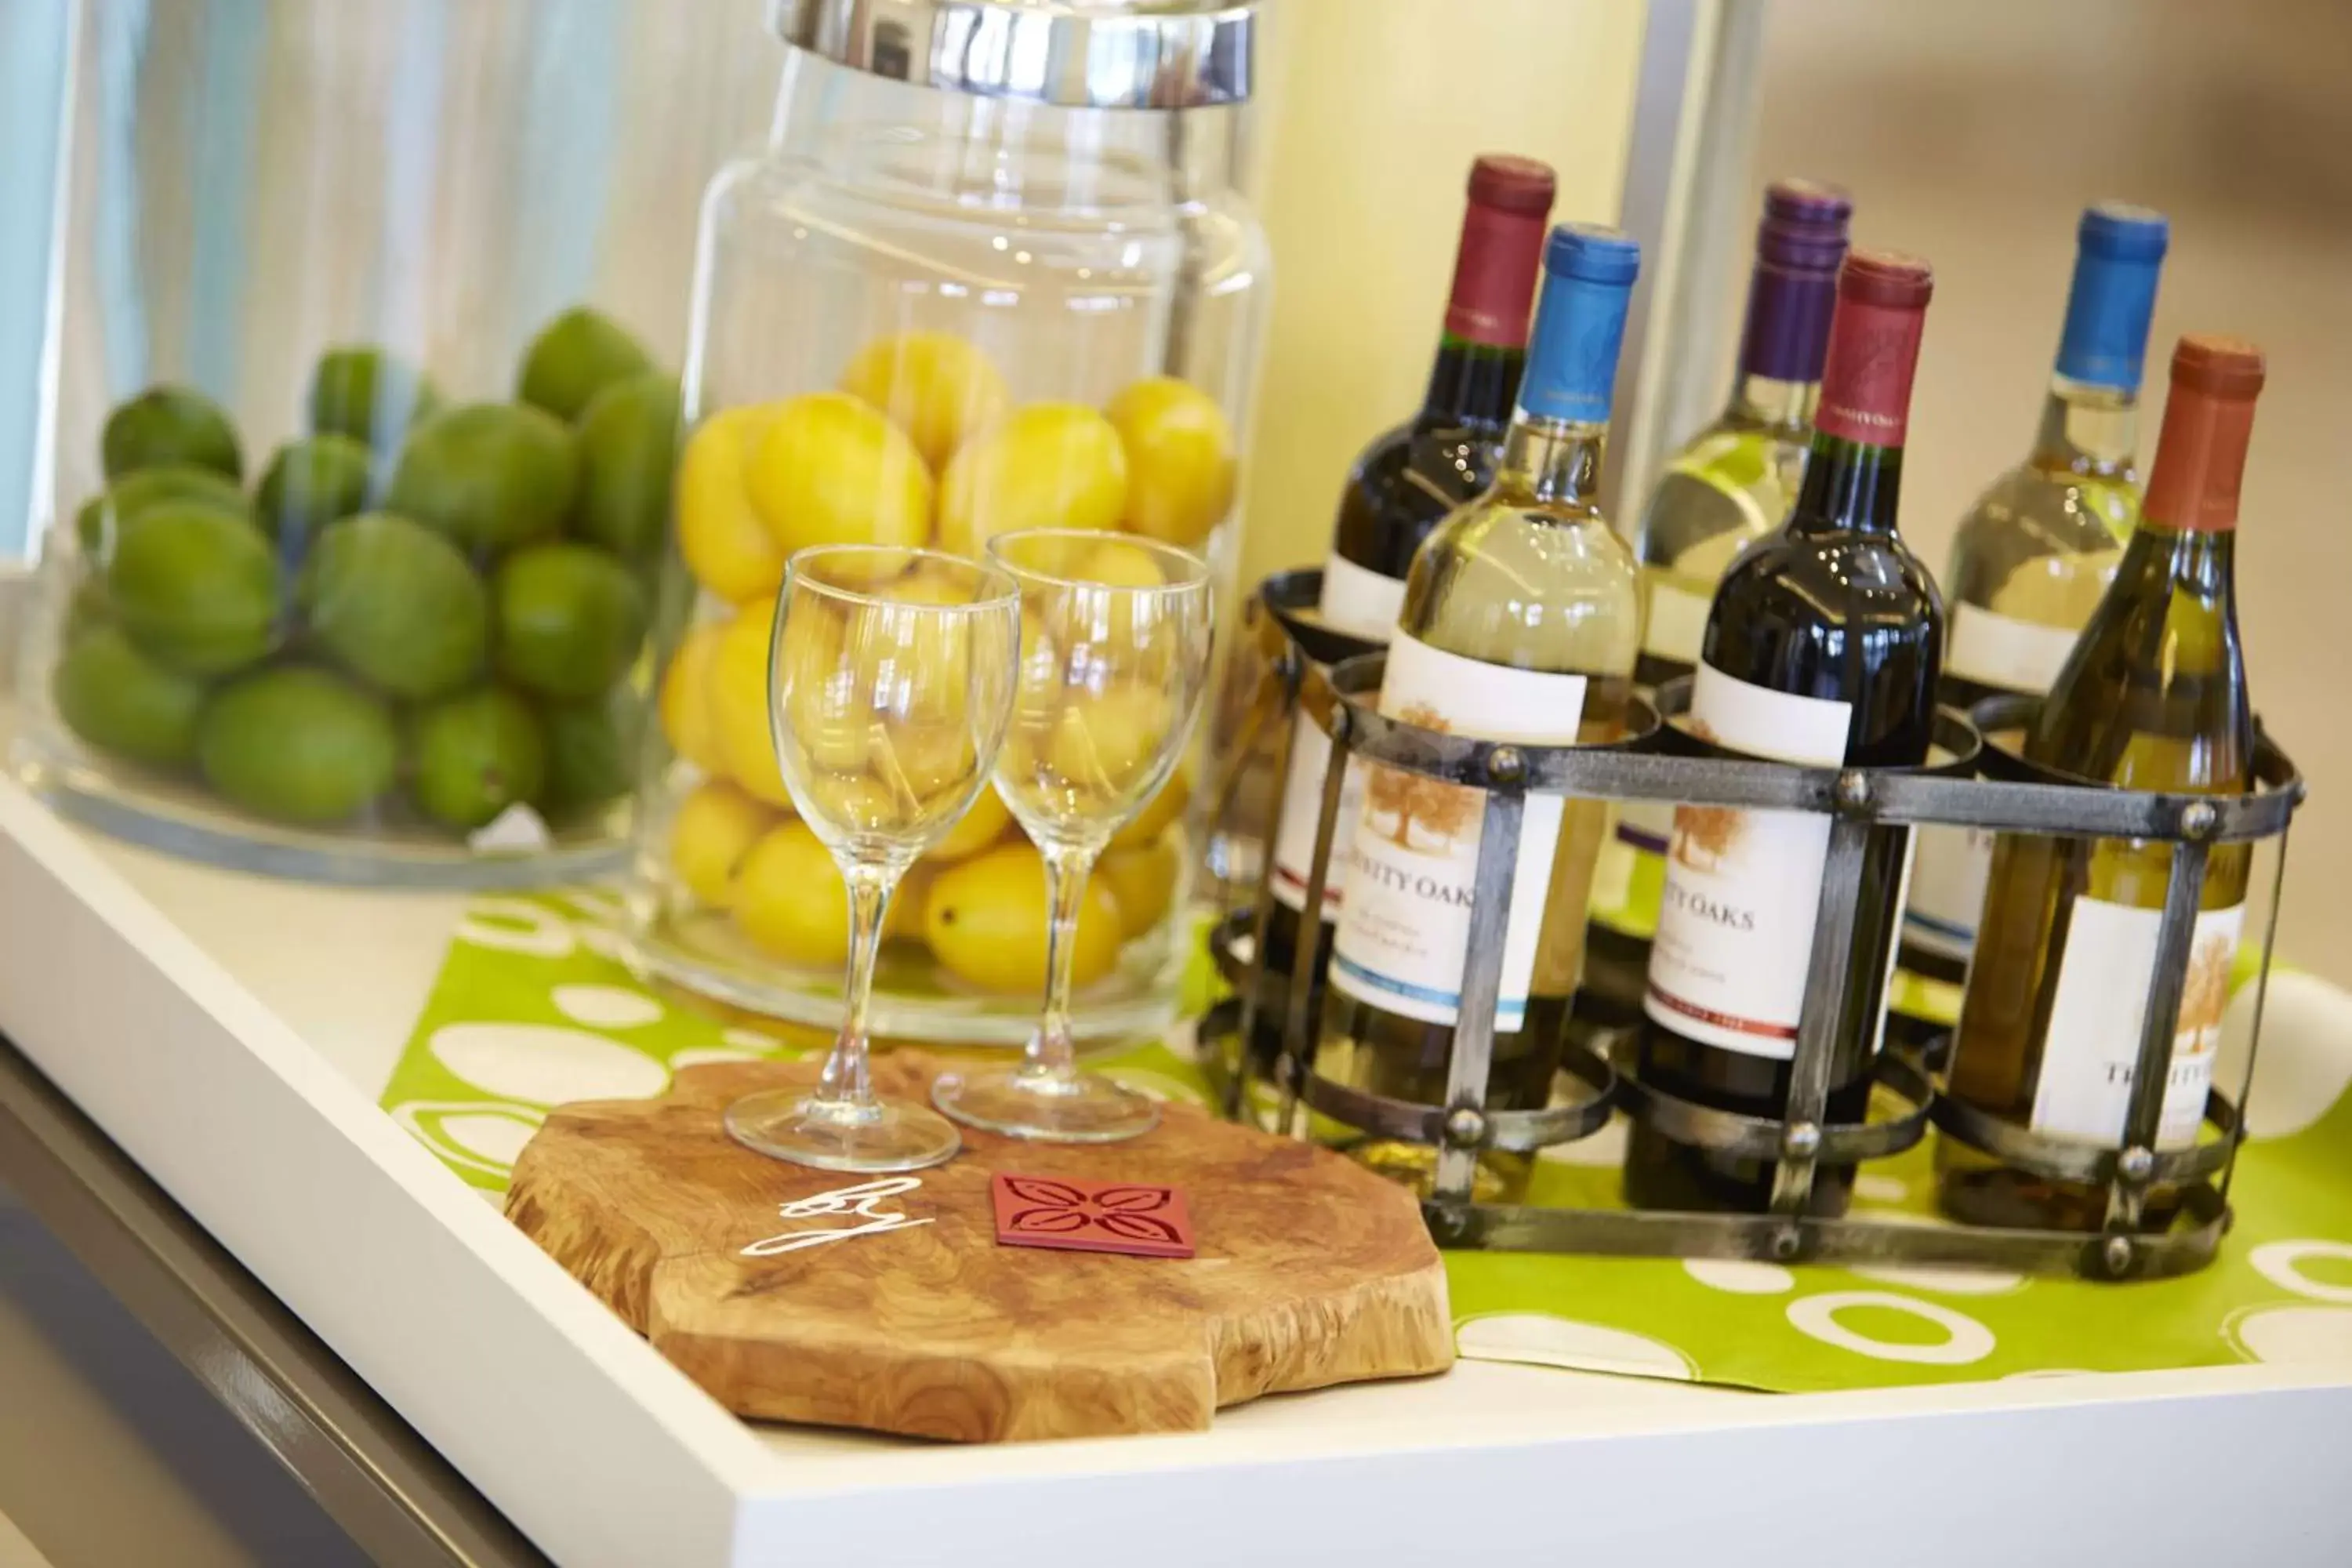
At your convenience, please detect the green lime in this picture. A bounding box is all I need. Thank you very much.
[408,688,547,830]
[384,403,579,556]
[492,543,647,700]
[516,307,654,423]
[538,697,635,816]
[107,503,281,676]
[256,434,374,550]
[101,386,243,483]
[65,573,114,644]
[198,666,397,825]
[53,625,209,770]
[74,465,251,559]
[573,373,679,559]
[308,347,438,448]
[299,512,488,701]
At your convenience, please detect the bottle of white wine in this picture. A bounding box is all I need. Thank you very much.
[1316,224,1645,1200]
[1897,204,2169,1020]
[1938,334,2264,1233]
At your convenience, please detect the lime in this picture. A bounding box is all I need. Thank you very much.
[307,347,438,448]
[574,372,680,560]
[385,403,579,556]
[53,625,209,770]
[256,434,374,550]
[74,465,250,560]
[299,512,488,701]
[107,503,281,676]
[408,688,548,830]
[517,307,654,423]
[492,543,647,700]
[538,697,635,815]
[198,666,397,825]
[101,386,242,483]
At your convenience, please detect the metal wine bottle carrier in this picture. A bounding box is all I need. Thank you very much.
[1205,571,2306,1281]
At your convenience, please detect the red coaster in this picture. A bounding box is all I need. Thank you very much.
[990,1174,1196,1259]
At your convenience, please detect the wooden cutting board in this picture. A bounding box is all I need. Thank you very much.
[505,1054,1452,1442]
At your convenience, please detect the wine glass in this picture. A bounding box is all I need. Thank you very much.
[724,546,1021,1172]
[932,528,1215,1142]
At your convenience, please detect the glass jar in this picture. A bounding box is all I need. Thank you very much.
[624,0,1269,1046]
[15,0,774,885]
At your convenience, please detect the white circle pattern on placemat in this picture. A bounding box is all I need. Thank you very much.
[1682,1258,1796,1294]
[2226,1305,2352,1363]
[428,1023,669,1105]
[387,1100,544,1179]
[437,1111,541,1165]
[551,984,665,1030]
[1536,1116,1627,1168]
[1785,1291,1996,1365]
[456,898,576,958]
[1454,1313,1697,1381]
[1847,1262,2025,1297]
[2248,1240,2352,1304]
[724,1027,788,1054]
[1853,1174,1908,1203]
[1106,1068,1207,1107]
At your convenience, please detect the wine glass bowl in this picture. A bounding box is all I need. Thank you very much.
[933,529,1215,1142]
[724,546,1021,1173]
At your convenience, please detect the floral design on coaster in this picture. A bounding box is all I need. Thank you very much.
[990,1174,1196,1259]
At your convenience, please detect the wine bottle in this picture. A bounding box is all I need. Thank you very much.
[1584,179,1852,1034]
[1898,204,2169,1013]
[1264,155,1557,987]
[1937,334,2263,1233]
[1624,250,1942,1218]
[1316,223,1644,1200]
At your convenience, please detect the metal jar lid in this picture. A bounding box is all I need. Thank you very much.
[771,0,1257,110]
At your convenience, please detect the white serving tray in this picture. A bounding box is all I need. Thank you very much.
[2,776,2348,1567]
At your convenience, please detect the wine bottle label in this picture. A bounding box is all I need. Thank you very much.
[1643,662,1855,1058]
[1945,601,2082,694]
[1269,706,1365,916]
[1641,576,1711,666]
[2030,898,2244,1149]
[1327,632,1586,1028]
[1903,603,2083,964]
[1317,554,1406,644]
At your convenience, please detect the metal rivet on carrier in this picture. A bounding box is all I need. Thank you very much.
[1487,746,1525,786]
[1444,1106,1487,1147]
[2103,1235,2136,1276]
[2180,800,2219,840]
[1782,1120,1823,1160]
[2117,1145,2156,1185]
[1835,770,1871,811]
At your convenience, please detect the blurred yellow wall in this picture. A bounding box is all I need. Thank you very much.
[1237,0,1650,591]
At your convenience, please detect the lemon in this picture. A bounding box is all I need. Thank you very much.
[776,604,870,774]
[886,862,937,942]
[839,332,1011,471]
[733,821,849,967]
[1048,684,1173,792]
[924,781,1014,862]
[710,608,793,808]
[1106,376,1237,546]
[658,619,730,777]
[1099,837,1181,938]
[677,405,789,604]
[746,392,931,555]
[925,843,1123,993]
[669,781,775,909]
[1109,766,1189,849]
[938,402,1127,559]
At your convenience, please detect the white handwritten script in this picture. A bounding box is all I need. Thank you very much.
[739,1177,934,1258]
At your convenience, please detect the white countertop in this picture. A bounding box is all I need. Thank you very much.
[5,789,2350,1567]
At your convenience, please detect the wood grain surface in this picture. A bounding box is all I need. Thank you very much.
[505,1054,1454,1442]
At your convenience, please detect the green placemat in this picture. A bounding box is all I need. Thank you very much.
[380,891,2352,1393]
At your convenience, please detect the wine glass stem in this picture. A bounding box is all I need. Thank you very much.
[811,862,892,1121]
[1024,842,1098,1085]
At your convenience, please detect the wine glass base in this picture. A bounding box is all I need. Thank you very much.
[723,1088,961,1173]
[931,1065,1160,1143]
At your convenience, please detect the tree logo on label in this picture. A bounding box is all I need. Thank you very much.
[1669,720,1742,871]
[2179,931,2233,1048]
[1365,704,1479,855]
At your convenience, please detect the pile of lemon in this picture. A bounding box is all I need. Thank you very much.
[657,332,1235,993]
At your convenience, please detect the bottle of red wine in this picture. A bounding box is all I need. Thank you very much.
[1624,251,1944,1217]
[1263,155,1556,990]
